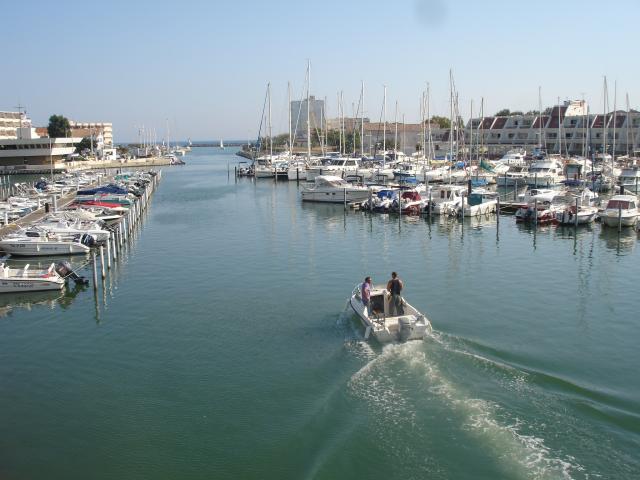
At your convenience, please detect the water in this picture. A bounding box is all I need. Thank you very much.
[0,148,639,479]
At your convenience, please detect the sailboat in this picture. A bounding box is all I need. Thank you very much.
[219,139,225,149]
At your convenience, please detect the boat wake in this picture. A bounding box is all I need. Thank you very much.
[346,335,589,479]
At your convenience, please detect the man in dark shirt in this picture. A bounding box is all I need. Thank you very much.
[387,272,404,316]
[361,276,372,313]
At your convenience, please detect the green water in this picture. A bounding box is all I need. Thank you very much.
[0,148,639,479]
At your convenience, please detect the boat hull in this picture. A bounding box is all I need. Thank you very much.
[0,241,90,256]
[349,292,431,343]
[0,277,64,293]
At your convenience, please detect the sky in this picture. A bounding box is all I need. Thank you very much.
[3,0,639,142]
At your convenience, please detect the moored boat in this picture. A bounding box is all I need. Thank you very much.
[0,263,65,293]
[600,194,639,228]
[301,175,370,203]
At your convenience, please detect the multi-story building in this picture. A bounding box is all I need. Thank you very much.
[69,121,113,146]
[0,125,80,172]
[290,96,324,141]
[0,111,24,139]
[465,100,640,157]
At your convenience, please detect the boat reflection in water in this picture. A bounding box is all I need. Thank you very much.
[598,225,637,255]
[0,283,88,318]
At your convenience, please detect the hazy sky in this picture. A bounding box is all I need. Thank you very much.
[3,0,638,142]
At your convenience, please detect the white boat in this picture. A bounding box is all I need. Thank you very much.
[600,195,639,228]
[495,165,529,186]
[219,139,225,149]
[0,263,65,293]
[0,231,94,256]
[499,149,527,166]
[349,283,432,343]
[307,158,367,181]
[301,175,370,203]
[287,160,308,181]
[555,189,599,225]
[35,220,111,243]
[462,190,498,217]
[618,166,640,192]
[524,158,565,186]
[515,189,567,224]
[423,185,466,215]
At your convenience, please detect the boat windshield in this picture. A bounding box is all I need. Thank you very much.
[607,200,631,209]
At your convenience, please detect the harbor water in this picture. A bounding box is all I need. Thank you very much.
[0,148,639,479]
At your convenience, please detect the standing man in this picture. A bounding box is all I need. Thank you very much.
[387,272,404,315]
[361,276,372,314]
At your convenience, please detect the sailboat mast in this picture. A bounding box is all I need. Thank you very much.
[538,86,543,151]
[306,60,311,162]
[361,81,365,158]
[394,100,398,154]
[449,70,454,164]
[612,80,617,164]
[557,96,561,155]
[427,84,432,165]
[268,82,272,160]
[626,93,630,157]
[383,85,387,167]
[288,81,292,156]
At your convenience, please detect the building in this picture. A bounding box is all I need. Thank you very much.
[464,100,640,157]
[0,111,24,139]
[69,121,113,146]
[325,117,370,131]
[0,125,80,173]
[290,96,324,141]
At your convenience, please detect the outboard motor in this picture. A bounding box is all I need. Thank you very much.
[55,261,89,285]
[398,316,414,342]
[78,233,96,247]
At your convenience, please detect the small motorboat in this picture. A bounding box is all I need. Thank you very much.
[600,194,639,228]
[301,175,370,203]
[349,283,432,343]
[0,231,95,256]
[0,263,65,293]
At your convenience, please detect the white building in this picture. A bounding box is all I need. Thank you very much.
[0,126,80,173]
[0,111,24,139]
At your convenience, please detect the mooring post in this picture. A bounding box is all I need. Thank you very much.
[92,251,98,289]
[106,236,112,269]
[99,245,106,279]
[575,197,579,228]
[618,203,622,232]
[534,198,538,225]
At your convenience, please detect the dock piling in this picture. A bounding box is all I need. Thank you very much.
[618,204,622,232]
[92,251,98,289]
[575,198,579,228]
[100,246,106,279]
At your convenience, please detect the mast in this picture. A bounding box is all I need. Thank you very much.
[612,80,617,164]
[603,76,608,166]
[337,92,342,154]
[361,81,365,158]
[268,82,272,160]
[557,96,561,155]
[538,86,543,151]
[427,84,433,165]
[288,81,292,156]
[479,97,484,164]
[470,99,473,168]
[421,91,426,161]
[382,85,387,167]
[626,93,631,157]
[449,70,454,165]
[402,114,406,155]
[306,60,311,162]
[394,100,398,155]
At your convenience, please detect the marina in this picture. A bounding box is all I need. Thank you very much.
[4,1,640,477]
[1,148,638,479]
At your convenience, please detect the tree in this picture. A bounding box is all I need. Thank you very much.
[75,137,92,154]
[525,110,540,115]
[47,115,71,138]
[511,111,523,116]
[429,116,451,129]
[495,109,511,117]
